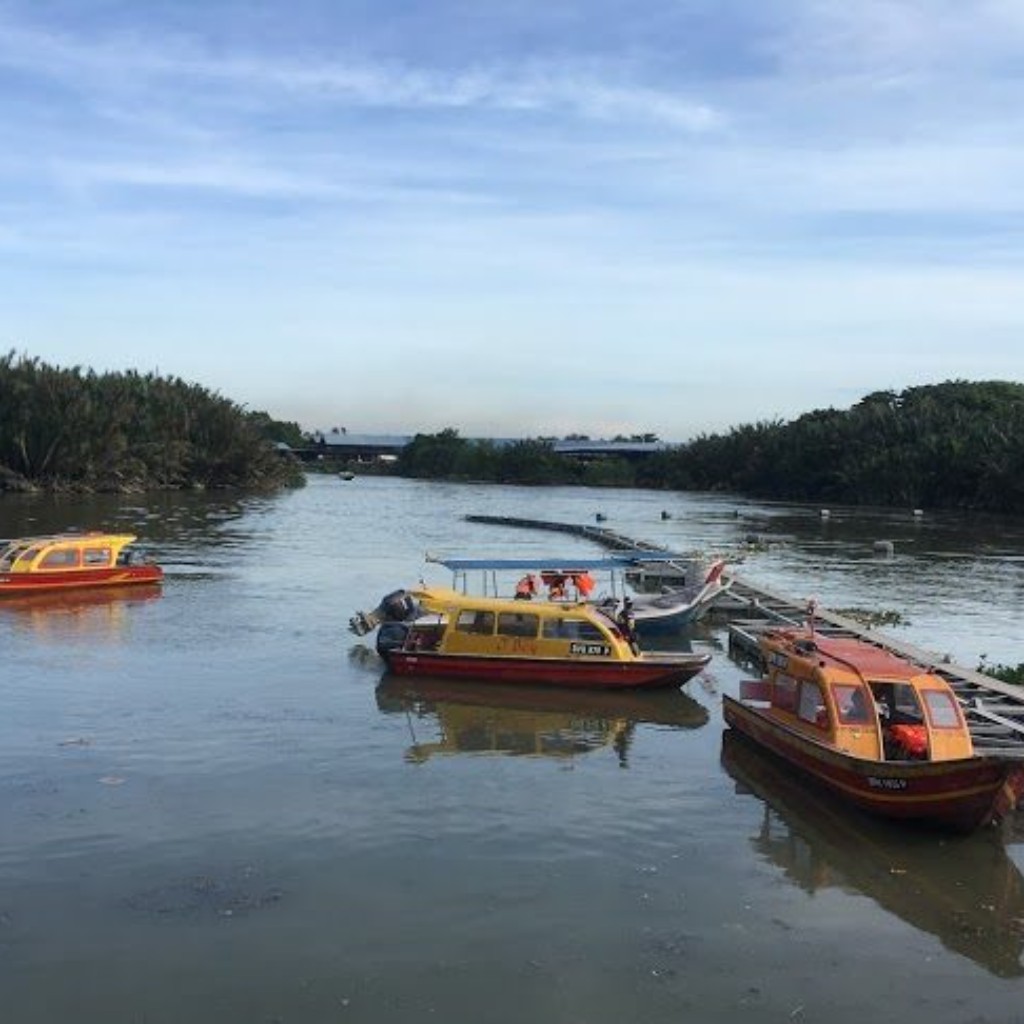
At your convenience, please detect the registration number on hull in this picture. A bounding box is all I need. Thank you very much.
[570,642,611,657]
[867,777,908,791]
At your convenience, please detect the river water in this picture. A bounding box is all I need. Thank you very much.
[2,475,1024,1023]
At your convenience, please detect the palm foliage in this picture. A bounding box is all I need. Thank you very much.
[0,351,303,491]
[671,381,1024,511]
[395,381,1024,512]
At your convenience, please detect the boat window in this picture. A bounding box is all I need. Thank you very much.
[14,545,42,567]
[497,612,539,638]
[922,689,961,728]
[833,684,872,724]
[455,610,495,635]
[541,618,605,642]
[772,673,799,712]
[40,548,80,568]
[83,547,112,567]
[797,681,828,728]
[869,681,923,725]
[406,624,444,652]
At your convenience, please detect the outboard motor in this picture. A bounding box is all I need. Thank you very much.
[379,589,419,622]
[376,620,412,657]
[349,589,422,641]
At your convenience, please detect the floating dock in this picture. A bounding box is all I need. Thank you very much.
[465,514,1024,759]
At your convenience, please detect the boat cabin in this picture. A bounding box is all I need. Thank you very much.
[746,629,973,762]
[399,587,634,660]
[0,533,138,573]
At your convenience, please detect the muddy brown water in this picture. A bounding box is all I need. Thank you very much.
[2,476,1024,1022]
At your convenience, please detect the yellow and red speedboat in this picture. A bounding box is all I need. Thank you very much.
[351,585,710,690]
[0,532,163,596]
[724,627,1024,832]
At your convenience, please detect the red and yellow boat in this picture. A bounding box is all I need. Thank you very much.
[352,586,710,690]
[723,626,1024,832]
[0,532,163,596]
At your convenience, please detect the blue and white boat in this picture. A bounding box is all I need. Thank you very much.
[423,552,731,636]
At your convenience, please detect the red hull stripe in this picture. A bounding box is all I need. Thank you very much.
[0,567,162,595]
[386,651,702,690]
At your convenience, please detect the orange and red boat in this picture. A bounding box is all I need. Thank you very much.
[0,532,163,596]
[723,626,1024,832]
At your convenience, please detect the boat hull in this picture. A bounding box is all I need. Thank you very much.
[631,602,703,635]
[0,565,163,596]
[384,650,710,690]
[723,696,1024,832]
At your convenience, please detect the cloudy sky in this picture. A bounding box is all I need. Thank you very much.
[2,0,1022,440]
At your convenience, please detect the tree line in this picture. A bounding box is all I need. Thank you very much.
[397,381,1024,513]
[0,351,304,492]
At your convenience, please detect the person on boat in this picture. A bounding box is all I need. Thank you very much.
[514,574,538,600]
[843,688,871,724]
[616,597,640,654]
[547,574,568,600]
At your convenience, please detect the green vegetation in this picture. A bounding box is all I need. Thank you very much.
[398,381,1024,512]
[832,608,907,629]
[0,352,304,492]
[397,429,634,486]
[672,381,1024,512]
[11,356,1020,510]
[978,659,1024,687]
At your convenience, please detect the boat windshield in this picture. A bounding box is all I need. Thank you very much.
[921,689,961,728]
[1,543,41,570]
[833,683,872,724]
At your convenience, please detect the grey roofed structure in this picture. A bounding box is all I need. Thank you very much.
[310,431,412,456]
[299,431,675,462]
[550,439,674,456]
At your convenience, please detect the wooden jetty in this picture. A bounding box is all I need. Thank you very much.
[464,514,1024,759]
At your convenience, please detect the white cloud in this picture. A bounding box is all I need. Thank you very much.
[0,16,722,130]
[1,0,1023,439]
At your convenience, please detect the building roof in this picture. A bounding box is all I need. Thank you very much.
[310,432,674,454]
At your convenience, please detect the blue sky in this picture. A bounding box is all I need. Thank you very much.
[2,1,1022,440]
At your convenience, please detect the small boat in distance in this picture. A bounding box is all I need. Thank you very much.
[724,625,1024,832]
[0,533,163,596]
[350,586,711,690]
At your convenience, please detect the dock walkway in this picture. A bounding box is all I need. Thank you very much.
[465,514,1024,758]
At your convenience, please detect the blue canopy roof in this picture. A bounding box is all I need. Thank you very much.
[429,552,683,572]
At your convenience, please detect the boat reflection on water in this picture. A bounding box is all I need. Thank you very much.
[0,584,163,640]
[376,674,709,766]
[721,730,1024,978]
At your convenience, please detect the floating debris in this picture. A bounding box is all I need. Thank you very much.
[832,607,907,629]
